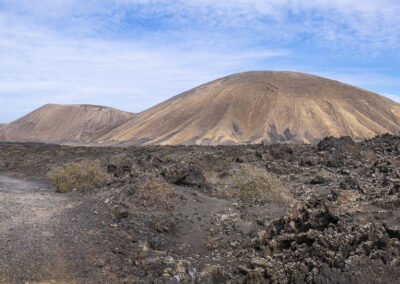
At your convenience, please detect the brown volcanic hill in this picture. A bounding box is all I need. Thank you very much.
[100,71,400,145]
[0,104,134,143]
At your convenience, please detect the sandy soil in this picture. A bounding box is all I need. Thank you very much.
[0,176,119,284]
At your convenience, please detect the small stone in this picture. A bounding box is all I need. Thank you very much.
[112,247,126,255]
[340,169,351,176]
[114,206,129,219]
[188,268,198,280]
[138,241,149,252]
[256,219,265,226]
[94,260,106,268]
[170,275,180,283]
[165,256,174,263]
[238,265,250,274]
[310,176,331,185]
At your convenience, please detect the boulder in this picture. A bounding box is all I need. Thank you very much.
[162,163,206,187]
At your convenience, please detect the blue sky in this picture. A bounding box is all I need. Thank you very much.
[0,0,399,122]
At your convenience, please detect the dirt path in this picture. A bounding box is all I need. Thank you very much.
[0,175,289,283]
[0,176,117,284]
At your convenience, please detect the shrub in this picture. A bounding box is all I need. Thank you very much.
[135,176,176,210]
[108,153,130,165]
[219,165,292,204]
[47,160,111,193]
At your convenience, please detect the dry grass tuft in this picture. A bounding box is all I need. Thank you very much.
[108,153,130,165]
[216,165,292,204]
[47,160,111,193]
[135,176,176,210]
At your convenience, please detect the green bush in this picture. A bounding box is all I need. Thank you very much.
[47,160,111,193]
[220,165,292,204]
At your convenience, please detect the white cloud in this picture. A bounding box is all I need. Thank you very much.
[383,93,400,103]
[0,11,287,121]
[132,0,400,52]
[0,0,399,122]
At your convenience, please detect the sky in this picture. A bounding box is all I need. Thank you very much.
[0,0,399,123]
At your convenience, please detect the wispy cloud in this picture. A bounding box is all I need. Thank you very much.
[0,0,399,122]
[383,93,400,103]
[115,0,400,52]
[0,16,286,120]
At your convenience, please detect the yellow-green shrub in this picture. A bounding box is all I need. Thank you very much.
[47,160,111,193]
[220,165,292,204]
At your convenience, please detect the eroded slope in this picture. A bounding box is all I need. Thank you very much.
[101,71,400,145]
[0,104,133,144]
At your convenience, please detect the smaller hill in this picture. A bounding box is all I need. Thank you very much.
[0,104,134,143]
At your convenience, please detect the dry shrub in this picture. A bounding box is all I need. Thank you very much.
[219,165,292,204]
[108,153,130,165]
[135,176,176,210]
[204,170,220,185]
[47,160,111,193]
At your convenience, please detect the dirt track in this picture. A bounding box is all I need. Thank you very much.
[0,176,118,284]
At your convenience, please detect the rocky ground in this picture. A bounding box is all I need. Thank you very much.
[1,134,400,283]
[0,176,124,283]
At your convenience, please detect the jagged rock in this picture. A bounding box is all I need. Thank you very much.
[247,195,400,282]
[114,205,129,219]
[300,156,321,166]
[108,158,139,179]
[4,134,400,282]
[197,265,228,284]
[318,136,355,152]
[310,176,331,185]
[340,177,365,193]
[162,163,206,187]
